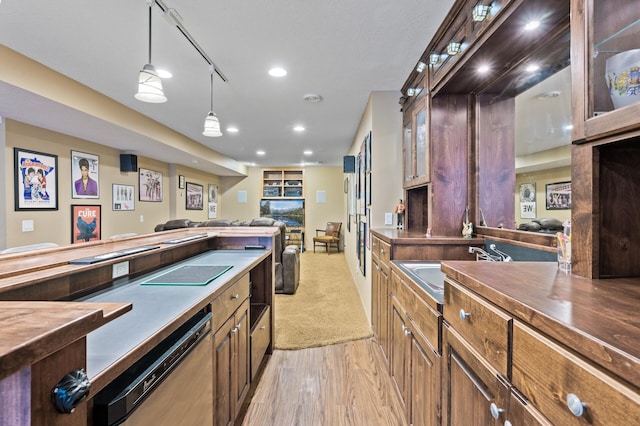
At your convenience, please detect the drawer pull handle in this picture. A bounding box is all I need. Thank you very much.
[490,403,504,419]
[567,393,586,417]
[459,309,471,320]
[231,294,239,300]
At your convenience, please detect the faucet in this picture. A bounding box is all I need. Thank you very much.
[489,244,513,262]
[468,246,501,261]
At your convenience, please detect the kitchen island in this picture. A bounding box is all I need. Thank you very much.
[0,227,278,426]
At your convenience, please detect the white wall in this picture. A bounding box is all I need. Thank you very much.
[344,91,403,321]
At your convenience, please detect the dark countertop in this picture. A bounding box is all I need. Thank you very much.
[440,260,640,389]
[81,249,269,392]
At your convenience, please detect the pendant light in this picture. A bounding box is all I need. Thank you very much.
[135,2,167,103]
[203,67,222,137]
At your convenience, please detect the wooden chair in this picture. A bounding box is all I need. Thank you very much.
[313,222,342,254]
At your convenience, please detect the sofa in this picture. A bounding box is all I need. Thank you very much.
[154,217,300,294]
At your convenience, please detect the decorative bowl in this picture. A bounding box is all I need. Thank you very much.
[606,49,640,109]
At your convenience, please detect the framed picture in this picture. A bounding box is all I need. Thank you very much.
[519,182,536,219]
[14,148,58,210]
[139,168,163,202]
[546,181,572,210]
[71,151,99,199]
[112,184,135,211]
[208,184,218,219]
[71,204,101,243]
[178,175,185,189]
[186,182,204,210]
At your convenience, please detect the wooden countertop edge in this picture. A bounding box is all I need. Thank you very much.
[370,228,483,245]
[0,301,132,382]
[440,261,640,390]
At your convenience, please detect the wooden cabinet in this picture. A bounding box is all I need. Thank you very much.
[371,235,390,363]
[390,269,441,426]
[402,96,430,188]
[211,275,251,426]
[261,169,303,198]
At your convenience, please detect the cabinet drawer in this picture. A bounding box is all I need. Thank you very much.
[211,274,250,332]
[379,240,391,263]
[392,271,441,352]
[371,237,381,259]
[512,321,640,426]
[250,305,271,380]
[444,279,511,377]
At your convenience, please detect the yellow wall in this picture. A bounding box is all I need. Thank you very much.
[515,166,571,226]
[3,120,220,247]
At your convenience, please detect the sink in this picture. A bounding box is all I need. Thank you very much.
[393,261,445,296]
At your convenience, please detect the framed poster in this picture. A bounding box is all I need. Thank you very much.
[186,182,204,210]
[71,151,99,198]
[139,168,163,202]
[546,181,571,210]
[208,184,218,219]
[178,175,185,189]
[14,148,58,210]
[519,182,536,219]
[71,204,101,243]
[112,184,135,211]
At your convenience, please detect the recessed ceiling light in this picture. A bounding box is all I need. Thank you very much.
[256,150,266,156]
[268,67,287,77]
[304,150,313,155]
[526,64,540,72]
[564,124,574,131]
[478,64,490,74]
[524,20,540,31]
[157,69,173,79]
[226,126,239,133]
[293,125,305,132]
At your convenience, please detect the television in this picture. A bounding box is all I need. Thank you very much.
[260,199,304,227]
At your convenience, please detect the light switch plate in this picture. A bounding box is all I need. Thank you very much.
[22,220,34,232]
[384,213,393,225]
[112,261,130,279]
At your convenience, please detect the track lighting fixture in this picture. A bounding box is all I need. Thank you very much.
[135,2,167,103]
[203,66,222,137]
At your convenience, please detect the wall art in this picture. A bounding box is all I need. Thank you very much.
[112,184,135,211]
[71,204,101,243]
[71,150,99,199]
[14,148,58,210]
[186,182,204,210]
[139,168,163,202]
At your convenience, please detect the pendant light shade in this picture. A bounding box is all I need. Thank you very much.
[203,69,222,137]
[135,64,167,103]
[135,4,167,103]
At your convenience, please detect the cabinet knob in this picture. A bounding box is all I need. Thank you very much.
[260,325,266,330]
[236,322,242,330]
[459,309,471,321]
[490,402,504,419]
[567,393,587,417]
[380,248,385,254]
[404,329,412,336]
[231,294,239,300]
[231,327,238,334]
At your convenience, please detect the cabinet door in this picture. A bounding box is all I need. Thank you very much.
[390,302,409,413]
[233,300,250,418]
[213,315,235,426]
[371,257,380,336]
[442,326,508,426]
[506,391,552,426]
[378,263,390,363]
[403,97,430,188]
[410,335,441,426]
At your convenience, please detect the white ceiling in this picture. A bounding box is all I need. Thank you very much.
[0,0,454,174]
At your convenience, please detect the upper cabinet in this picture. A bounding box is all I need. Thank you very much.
[261,169,304,199]
[402,93,430,189]
[572,0,640,141]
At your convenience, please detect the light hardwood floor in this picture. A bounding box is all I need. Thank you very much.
[242,338,407,426]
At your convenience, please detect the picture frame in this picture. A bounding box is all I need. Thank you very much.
[139,168,163,202]
[14,148,58,211]
[178,175,185,189]
[71,204,101,243]
[186,182,204,210]
[112,184,135,211]
[546,181,572,210]
[208,184,218,219]
[71,150,99,199]
[519,182,536,219]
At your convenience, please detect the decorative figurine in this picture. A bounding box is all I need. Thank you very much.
[462,221,473,238]
[395,199,405,230]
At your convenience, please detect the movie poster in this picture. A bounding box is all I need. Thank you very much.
[71,205,101,243]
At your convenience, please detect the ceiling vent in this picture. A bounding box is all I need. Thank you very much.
[303,94,323,103]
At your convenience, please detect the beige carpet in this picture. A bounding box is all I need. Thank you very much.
[274,251,373,350]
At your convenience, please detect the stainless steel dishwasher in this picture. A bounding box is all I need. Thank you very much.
[93,310,213,425]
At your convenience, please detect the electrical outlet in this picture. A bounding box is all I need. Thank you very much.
[139,215,144,223]
[112,261,130,279]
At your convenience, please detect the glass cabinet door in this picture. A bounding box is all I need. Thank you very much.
[414,105,427,179]
[402,97,430,188]
[591,1,640,116]
[403,121,413,183]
